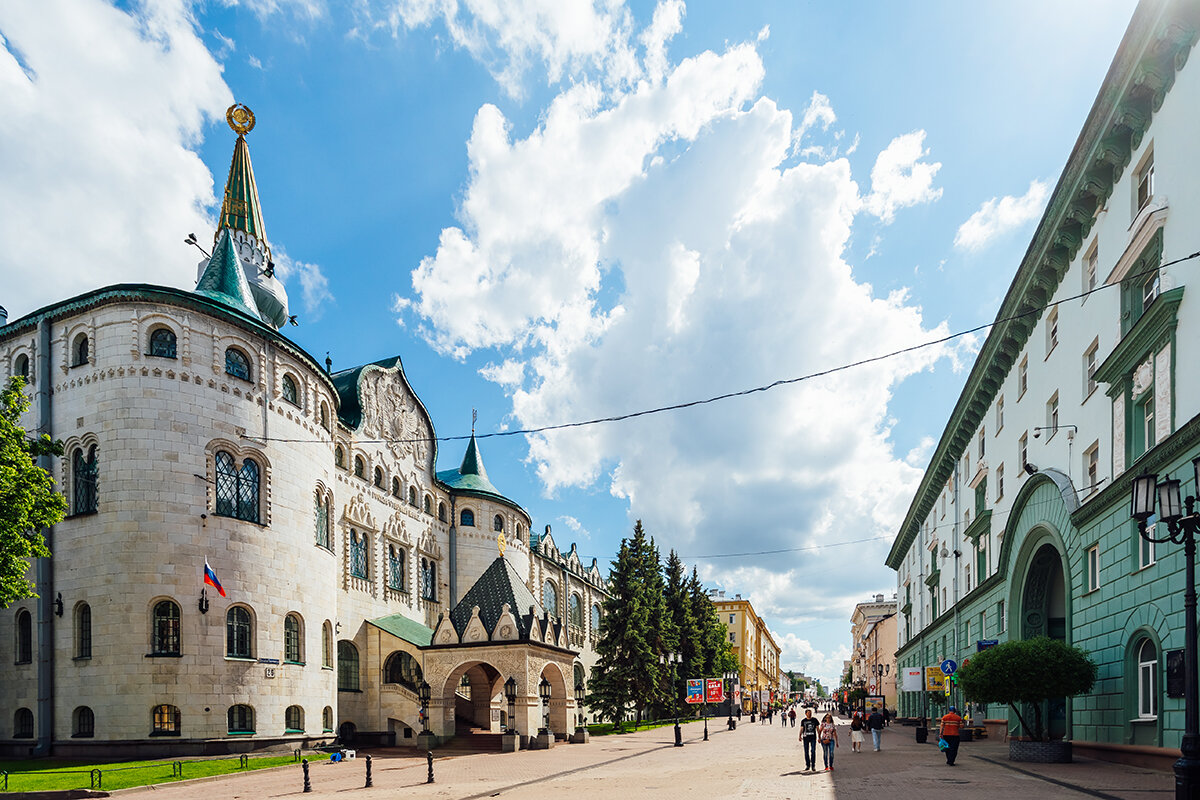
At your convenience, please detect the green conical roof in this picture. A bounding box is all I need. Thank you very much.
[215,134,271,257]
[195,229,261,320]
[437,433,519,507]
[460,433,488,481]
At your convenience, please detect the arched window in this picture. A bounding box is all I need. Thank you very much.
[591,604,602,633]
[15,608,32,664]
[15,353,29,378]
[438,502,446,522]
[226,606,253,658]
[543,581,559,618]
[392,476,401,497]
[285,705,304,733]
[374,466,384,488]
[409,486,418,506]
[315,491,331,550]
[225,347,250,381]
[388,545,406,591]
[350,530,368,579]
[148,328,176,358]
[493,514,504,532]
[151,600,180,655]
[215,451,260,523]
[75,602,92,659]
[424,495,432,514]
[460,509,475,527]
[354,455,365,478]
[73,706,95,738]
[337,641,360,691]
[323,706,334,732]
[515,523,523,542]
[1138,638,1158,719]
[322,621,333,668]
[569,593,583,627]
[383,651,424,689]
[282,374,299,405]
[72,445,98,515]
[14,708,34,738]
[72,333,89,367]
[335,446,345,468]
[228,704,254,734]
[151,704,180,736]
[574,663,586,692]
[284,613,303,663]
[421,558,436,601]
[320,403,330,431]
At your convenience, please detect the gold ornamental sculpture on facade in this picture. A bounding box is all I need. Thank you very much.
[226,103,256,136]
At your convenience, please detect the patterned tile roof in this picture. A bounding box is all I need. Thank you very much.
[450,556,544,638]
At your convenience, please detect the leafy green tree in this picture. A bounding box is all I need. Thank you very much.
[1,376,66,607]
[956,636,1097,740]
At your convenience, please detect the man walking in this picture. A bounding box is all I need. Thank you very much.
[939,705,964,766]
[798,708,818,772]
[867,706,885,751]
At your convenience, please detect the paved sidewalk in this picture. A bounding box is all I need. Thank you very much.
[112,717,1174,799]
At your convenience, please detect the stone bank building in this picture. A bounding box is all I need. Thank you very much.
[0,107,608,757]
[887,0,1200,768]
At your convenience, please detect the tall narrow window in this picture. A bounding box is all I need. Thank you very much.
[148,328,177,358]
[421,558,436,601]
[335,446,345,468]
[998,600,1006,632]
[15,608,32,664]
[320,403,330,431]
[569,594,583,627]
[438,502,446,522]
[350,530,368,579]
[1136,151,1155,212]
[1085,244,1098,293]
[323,706,333,731]
[14,708,34,738]
[73,445,98,514]
[75,603,92,660]
[373,466,384,488]
[315,492,330,549]
[1087,545,1100,592]
[284,613,302,663]
[225,348,250,381]
[978,427,985,458]
[226,606,252,658]
[14,353,29,378]
[591,604,601,633]
[1084,443,1100,496]
[282,374,299,406]
[1138,639,1158,718]
[152,704,181,735]
[995,396,1004,432]
[1046,308,1059,355]
[322,621,332,668]
[1047,393,1060,435]
[237,460,260,523]
[337,641,360,691]
[1141,515,1158,569]
[1084,340,1099,397]
[493,514,504,532]
[423,495,432,514]
[215,452,260,523]
[151,600,180,656]
[388,545,405,591]
[228,704,254,733]
[995,463,1005,502]
[392,476,401,497]
[1019,432,1029,473]
[409,486,418,507]
[73,706,95,738]
[72,333,89,367]
[543,580,559,618]
[1018,356,1028,397]
[354,455,365,478]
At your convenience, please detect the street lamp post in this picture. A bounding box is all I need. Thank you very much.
[661,652,683,747]
[538,677,551,737]
[725,670,738,730]
[504,677,517,736]
[418,680,432,735]
[1132,462,1200,800]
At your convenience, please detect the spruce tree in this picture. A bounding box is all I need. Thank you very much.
[632,526,668,721]
[663,549,694,714]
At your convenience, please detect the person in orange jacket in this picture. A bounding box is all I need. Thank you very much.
[939,705,964,766]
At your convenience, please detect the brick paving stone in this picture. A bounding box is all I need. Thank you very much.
[112,716,1174,799]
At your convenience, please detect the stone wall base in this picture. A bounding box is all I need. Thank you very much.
[1010,739,1072,763]
[1072,740,1180,773]
[0,735,333,760]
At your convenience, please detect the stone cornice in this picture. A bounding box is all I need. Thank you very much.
[886,0,1200,570]
[963,509,993,543]
[1094,286,1184,387]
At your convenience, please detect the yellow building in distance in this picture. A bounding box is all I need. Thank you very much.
[709,590,780,712]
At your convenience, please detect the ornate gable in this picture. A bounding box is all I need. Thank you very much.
[344,493,376,530]
[461,606,490,644]
[358,367,434,471]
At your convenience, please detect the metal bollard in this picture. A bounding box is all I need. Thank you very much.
[704,716,709,741]
[240,754,249,769]
[364,754,372,788]
[302,758,312,793]
[426,749,434,784]
[172,761,183,778]
[91,769,102,789]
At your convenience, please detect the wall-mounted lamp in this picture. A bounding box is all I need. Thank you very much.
[1024,462,1040,475]
[199,588,210,615]
[1033,424,1078,440]
[54,592,64,617]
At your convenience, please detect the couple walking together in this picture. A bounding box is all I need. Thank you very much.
[849,708,885,752]
[797,709,838,771]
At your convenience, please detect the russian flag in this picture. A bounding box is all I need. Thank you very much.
[204,559,226,597]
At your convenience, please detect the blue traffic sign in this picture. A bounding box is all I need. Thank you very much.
[940,659,958,675]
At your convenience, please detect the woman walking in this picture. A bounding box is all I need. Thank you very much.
[818,713,839,771]
[849,711,864,753]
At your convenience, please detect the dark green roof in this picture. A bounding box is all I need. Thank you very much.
[450,557,544,638]
[367,612,434,647]
[436,434,525,509]
[216,133,270,257]
[195,229,261,320]
[331,355,403,429]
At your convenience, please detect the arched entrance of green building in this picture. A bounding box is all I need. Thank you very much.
[1012,537,1069,740]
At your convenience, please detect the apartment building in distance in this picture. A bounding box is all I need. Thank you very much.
[709,590,781,711]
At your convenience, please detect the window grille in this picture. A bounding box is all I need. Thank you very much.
[284,614,301,663]
[226,606,252,658]
[351,531,368,579]
[149,328,177,358]
[152,704,180,735]
[388,546,405,590]
[73,446,98,514]
[225,348,250,380]
[152,601,180,655]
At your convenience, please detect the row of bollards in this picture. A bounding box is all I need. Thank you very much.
[301,751,433,792]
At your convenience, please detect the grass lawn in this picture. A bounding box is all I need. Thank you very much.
[0,753,300,793]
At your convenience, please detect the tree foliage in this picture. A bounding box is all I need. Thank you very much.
[956,636,1097,740]
[1,376,66,607]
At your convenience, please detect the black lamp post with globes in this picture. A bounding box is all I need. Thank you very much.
[1131,459,1200,800]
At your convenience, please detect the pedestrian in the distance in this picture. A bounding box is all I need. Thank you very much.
[940,705,965,766]
[867,706,885,751]
[849,711,864,752]
[799,708,818,771]
[789,707,797,727]
[818,713,838,771]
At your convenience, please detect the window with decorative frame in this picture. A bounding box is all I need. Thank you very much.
[350,530,368,579]
[282,374,299,406]
[388,545,406,591]
[226,606,253,658]
[408,486,418,507]
[72,445,98,515]
[224,347,251,381]
[1137,638,1158,719]
[1087,545,1100,592]
[1084,442,1100,496]
[72,333,89,367]
[315,490,331,550]
[354,455,365,479]
[14,353,29,378]
[148,327,177,358]
[460,509,475,527]
[383,650,423,689]
[420,558,436,601]
[151,600,180,655]
[391,476,401,497]
[373,466,384,488]
[284,613,303,663]
[543,580,559,619]
[493,514,504,532]
[215,451,260,523]
[322,621,333,668]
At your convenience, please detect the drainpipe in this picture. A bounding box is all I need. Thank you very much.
[952,461,962,710]
[448,496,457,608]
[32,317,54,756]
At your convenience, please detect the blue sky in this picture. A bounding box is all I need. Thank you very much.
[0,0,1138,685]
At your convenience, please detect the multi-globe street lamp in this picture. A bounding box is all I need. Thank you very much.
[574,682,586,733]
[538,677,552,736]
[725,670,739,730]
[661,651,683,747]
[504,676,517,738]
[1132,461,1200,800]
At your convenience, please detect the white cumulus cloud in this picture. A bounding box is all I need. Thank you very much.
[864,130,943,223]
[953,179,1049,251]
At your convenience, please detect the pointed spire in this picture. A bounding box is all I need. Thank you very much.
[195,229,262,320]
[459,431,489,481]
[216,105,270,257]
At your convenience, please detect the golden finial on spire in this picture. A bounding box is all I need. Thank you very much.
[498,530,506,557]
[226,103,256,136]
